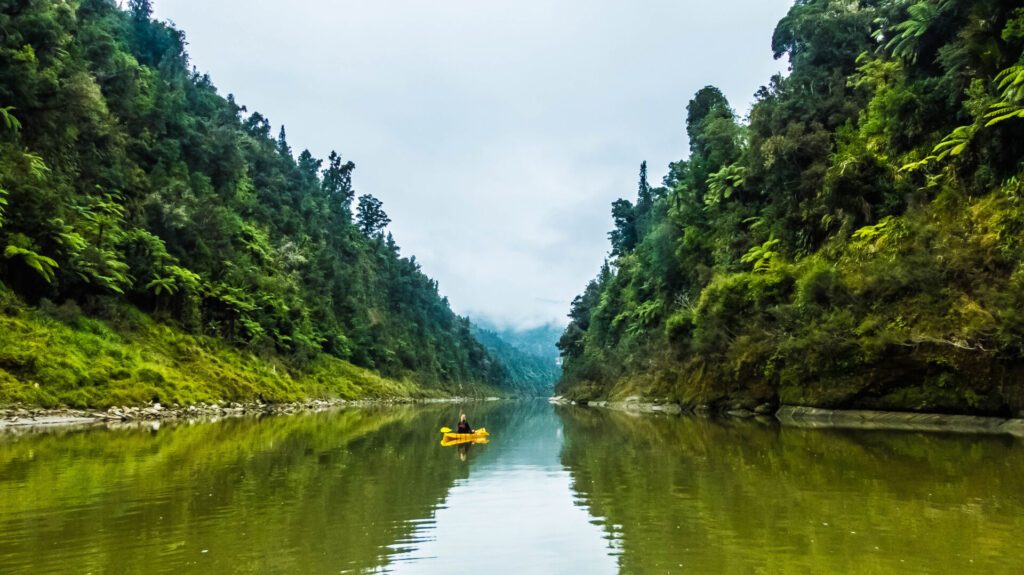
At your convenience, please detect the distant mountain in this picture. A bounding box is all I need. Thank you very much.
[492,323,563,363]
[471,322,563,396]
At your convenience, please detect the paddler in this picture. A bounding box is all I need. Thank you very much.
[456,413,473,434]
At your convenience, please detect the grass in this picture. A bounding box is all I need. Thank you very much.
[0,284,480,409]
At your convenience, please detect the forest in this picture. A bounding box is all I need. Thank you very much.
[472,322,562,397]
[558,0,1024,416]
[0,0,532,406]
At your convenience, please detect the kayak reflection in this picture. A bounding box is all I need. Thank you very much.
[439,435,489,447]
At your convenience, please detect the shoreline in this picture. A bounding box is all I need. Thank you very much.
[775,405,1024,438]
[0,396,504,433]
[550,396,1024,438]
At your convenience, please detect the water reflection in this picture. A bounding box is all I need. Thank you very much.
[392,401,615,574]
[1,402,1022,573]
[0,407,467,574]
[557,406,1024,574]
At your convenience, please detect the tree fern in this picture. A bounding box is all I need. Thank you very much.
[740,238,781,273]
[4,245,59,283]
[984,66,1024,127]
[0,106,20,133]
[931,124,974,160]
[146,275,178,297]
[705,163,747,208]
[886,2,941,63]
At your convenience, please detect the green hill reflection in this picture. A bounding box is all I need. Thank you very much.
[557,407,1024,574]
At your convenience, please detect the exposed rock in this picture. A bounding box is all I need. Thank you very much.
[777,405,1024,437]
[0,396,499,432]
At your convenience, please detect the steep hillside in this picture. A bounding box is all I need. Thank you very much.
[0,0,507,405]
[471,324,560,396]
[558,0,1024,416]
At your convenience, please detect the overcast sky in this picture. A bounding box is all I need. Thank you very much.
[152,0,792,329]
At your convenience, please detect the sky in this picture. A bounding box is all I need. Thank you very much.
[152,0,793,329]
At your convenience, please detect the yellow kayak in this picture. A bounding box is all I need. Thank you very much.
[440,427,489,446]
[441,435,489,447]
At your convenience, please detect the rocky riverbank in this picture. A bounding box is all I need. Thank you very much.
[552,395,775,417]
[776,405,1024,437]
[0,396,495,432]
[554,396,1024,438]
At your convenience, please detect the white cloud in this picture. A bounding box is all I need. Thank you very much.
[155,0,792,328]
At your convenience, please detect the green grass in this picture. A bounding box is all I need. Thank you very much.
[0,285,478,408]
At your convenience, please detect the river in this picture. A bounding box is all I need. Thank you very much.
[0,401,1022,573]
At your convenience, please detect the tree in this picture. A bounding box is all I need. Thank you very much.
[686,86,731,154]
[322,151,356,219]
[608,198,637,257]
[129,0,153,21]
[0,0,512,395]
[356,194,390,237]
[560,0,1024,413]
[637,161,652,208]
[277,125,292,159]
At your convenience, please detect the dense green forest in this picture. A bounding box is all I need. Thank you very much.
[558,0,1024,416]
[471,323,561,396]
[0,0,518,406]
[486,322,563,364]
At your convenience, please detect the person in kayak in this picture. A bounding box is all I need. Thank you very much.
[456,413,473,434]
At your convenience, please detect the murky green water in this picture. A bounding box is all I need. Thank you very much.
[0,402,1022,573]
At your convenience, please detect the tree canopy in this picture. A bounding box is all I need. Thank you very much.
[558,0,1024,415]
[0,0,511,393]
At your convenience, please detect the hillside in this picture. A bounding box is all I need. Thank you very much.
[487,322,563,365]
[558,0,1024,416]
[0,0,509,405]
[471,323,560,396]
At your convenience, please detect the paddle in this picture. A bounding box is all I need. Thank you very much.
[440,426,489,436]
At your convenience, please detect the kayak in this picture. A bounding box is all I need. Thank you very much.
[440,435,489,447]
[440,427,489,446]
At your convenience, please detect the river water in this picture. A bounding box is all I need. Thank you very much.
[1,401,1022,573]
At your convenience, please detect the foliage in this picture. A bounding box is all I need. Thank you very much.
[4,239,59,283]
[0,0,512,403]
[558,0,1024,415]
[470,323,560,396]
[0,284,495,408]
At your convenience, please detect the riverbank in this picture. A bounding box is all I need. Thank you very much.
[776,405,1024,437]
[0,287,504,410]
[0,396,502,433]
[552,396,1024,438]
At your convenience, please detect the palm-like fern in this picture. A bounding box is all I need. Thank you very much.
[0,106,20,133]
[705,164,747,208]
[145,275,178,296]
[4,245,59,283]
[740,238,781,273]
[886,0,957,63]
[984,65,1024,127]
[0,187,7,230]
[905,63,1024,173]
[146,265,201,297]
[931,124,974,160]
[0,106,19,230]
